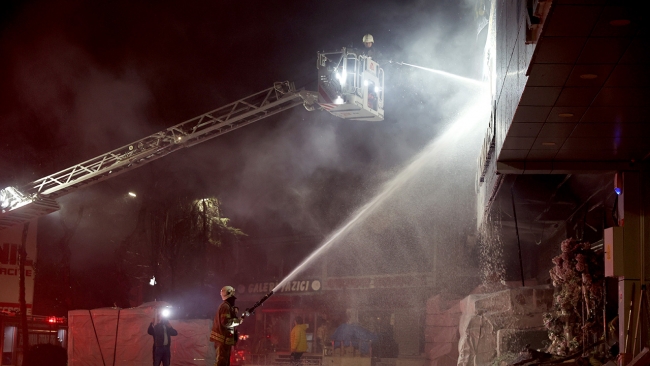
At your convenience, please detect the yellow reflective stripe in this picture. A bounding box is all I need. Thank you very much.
[210,330,235,345]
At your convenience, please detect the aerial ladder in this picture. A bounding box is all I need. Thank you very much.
[0,49,385,230]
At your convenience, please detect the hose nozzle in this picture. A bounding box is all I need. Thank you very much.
[243,290,274,318]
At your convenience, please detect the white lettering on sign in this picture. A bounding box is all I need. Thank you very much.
[243,280,321,294]
[0,267,33,276]
[280,280,321,293]
[0,303,33,315]
[0,221,38,309]
[247,282,279,294]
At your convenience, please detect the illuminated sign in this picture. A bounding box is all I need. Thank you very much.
[238,279,322,295]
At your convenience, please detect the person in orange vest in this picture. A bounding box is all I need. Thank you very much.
[290,316,309,366]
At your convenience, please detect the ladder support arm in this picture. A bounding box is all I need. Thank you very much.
[1,82,317,230]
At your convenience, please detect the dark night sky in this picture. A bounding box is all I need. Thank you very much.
[1,0,488,311]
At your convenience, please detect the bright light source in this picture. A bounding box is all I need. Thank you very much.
[336,70,347,86]
[374,86,382,93]
[149,276,156,286]
[0,186,33,212]
[363,80,369,86]
[614,187,622,195]
[128,192,137,197]
[47,317,63,324]
[334,96,345,105]
[161,308,171,318]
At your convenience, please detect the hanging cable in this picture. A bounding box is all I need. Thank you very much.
[511,184,525,287]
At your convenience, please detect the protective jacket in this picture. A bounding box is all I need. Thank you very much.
[210,297,240,345]
[363,47,384,63]
[290,324,309,353]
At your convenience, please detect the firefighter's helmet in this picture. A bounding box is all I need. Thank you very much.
[221,285,235,299]
[362,34,374,43]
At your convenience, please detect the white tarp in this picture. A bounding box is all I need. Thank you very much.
[68,302,214,366]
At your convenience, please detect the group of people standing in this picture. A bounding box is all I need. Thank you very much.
[148,284,311,366]
[147,285,243,366]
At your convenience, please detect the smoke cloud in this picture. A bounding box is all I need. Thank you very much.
[1,0,489,310]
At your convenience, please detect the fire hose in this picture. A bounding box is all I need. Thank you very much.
[241,290,274,318]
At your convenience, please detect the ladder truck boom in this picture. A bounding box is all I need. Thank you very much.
[0,82,317,230]
[1,48,385,230]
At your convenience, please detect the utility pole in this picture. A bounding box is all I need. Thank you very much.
[19,222,30,363]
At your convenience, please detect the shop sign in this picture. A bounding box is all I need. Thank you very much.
[238,279,321,295]
[0,220,37,315]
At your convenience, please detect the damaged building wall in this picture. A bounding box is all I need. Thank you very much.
[456,286,554,366]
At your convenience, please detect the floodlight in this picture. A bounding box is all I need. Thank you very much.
[0,186,32,212]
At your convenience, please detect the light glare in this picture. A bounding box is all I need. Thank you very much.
[0,186,33,212]
[336,70,347,86]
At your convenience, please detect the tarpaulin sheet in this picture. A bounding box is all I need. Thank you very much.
[330,324,378,355]
[68,302,213,366]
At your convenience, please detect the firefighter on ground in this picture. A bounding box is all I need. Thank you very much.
[211,286,244,366]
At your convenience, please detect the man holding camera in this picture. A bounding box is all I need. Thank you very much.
[148,309,178,366]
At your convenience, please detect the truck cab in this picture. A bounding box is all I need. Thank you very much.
[317,48,385,121]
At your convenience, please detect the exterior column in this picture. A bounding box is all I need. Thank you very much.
[616,170,649,364]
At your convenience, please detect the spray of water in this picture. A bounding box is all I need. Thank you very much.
[394,61,484,87]
[273,87,489,292]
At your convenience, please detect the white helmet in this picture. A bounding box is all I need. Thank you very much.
[362,34,374,43]
[221,285,235,299]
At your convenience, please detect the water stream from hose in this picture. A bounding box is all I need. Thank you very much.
[273,87,489,293]
[396,62,484,87]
